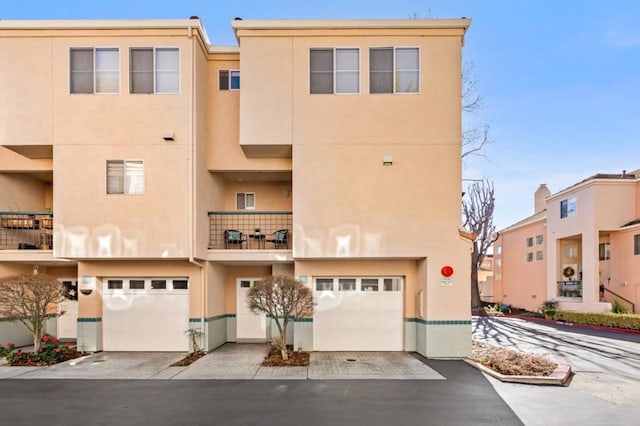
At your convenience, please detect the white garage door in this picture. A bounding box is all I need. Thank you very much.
[313,277,403,351]
[103,278,189,351]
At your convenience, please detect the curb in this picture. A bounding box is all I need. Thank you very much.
[476,314,640,336]
[464,358,572,386]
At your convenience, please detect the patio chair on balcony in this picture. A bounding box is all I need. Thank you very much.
[224,229,246,249]
[266,229,289,249]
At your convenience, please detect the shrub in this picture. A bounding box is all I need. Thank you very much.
[483,304,504,316]
[0,336,80,366]
[538,300,559,319]
[553,311,640,331]
[611,299,629,314]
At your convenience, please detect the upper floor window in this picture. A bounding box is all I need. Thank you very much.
[536,235,544,245]
[70,48,119,94]
[535,250,544,261]
[370,47,419,94]
[560,197,577,218]
[219,70,240,90]
[526,252,534,262]
[634,234,640,255]
[236,192,255,210]
[599,242,610,260]
[525,237,533,248]
[130,48,179,94]
[310,48,360,94]
[107,160,144,195]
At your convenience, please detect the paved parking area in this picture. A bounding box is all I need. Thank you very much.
[1,343,444,380]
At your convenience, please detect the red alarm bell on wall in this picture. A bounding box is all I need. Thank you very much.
[441,266,454,277]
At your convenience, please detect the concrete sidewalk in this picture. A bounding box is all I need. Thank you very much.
[0,343,444,380]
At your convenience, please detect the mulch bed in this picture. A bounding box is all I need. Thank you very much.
[171,351,206,367]
[262,346,309,367]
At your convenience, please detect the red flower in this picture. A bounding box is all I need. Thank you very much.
[7,342,14,347]
[27,357,32,362]
[65,342,72,347]
[55,348,61,353]
[39,348,44,353]
[52,338,59,343]
[43,336,50,343]
[17,351,23,356]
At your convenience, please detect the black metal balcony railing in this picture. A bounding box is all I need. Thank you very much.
[557,280,582,298]
[0,212,53,250]
[208,211,292,250]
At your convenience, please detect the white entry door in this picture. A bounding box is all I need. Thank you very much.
[57,279,78,339]
[236,279,266,340]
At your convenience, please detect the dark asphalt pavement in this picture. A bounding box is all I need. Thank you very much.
[0,359,522,426]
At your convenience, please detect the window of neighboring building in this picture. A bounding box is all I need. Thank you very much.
[310,48,360,94]
[599,242,611,260]
[369,47,419,94]
[634,234,640,255]
[70,47,119,94]
[563,245,578,258]
[526,252,534,262]
[536,235,544,245]
[536,250,544,261]
[130,47,179,94]
[236,192,255,210]
[525,237,534,248]
[494,272,501,280]
[219,70,240,90]
[495,259,501,267]
[496,246,502,254]
[560,197,577,218]
[106,160,144,194]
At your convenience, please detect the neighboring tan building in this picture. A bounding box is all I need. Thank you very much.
[494,171,640,313]
[0,17,473,358]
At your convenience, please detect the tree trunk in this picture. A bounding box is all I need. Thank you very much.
[470,253,482,311]
[280,321,289,361]
[33,327,42,352]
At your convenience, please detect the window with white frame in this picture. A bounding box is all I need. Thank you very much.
[130,48,179,94]
[236,192,255,210]
[536,235,544,245]
[70,48,119,94]
[599,242,610,260]
[526,252,534,262]
[310,48,360,94]
[219,70,240,90]
[563,245,578,258]
[525,237,534,248]
[536,250,544,261]
[560,197,577,218]
[106,160,144,195]
[369,47,419,93]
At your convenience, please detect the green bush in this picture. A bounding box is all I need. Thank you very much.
[553,311,640,331]
[611,299,628,314]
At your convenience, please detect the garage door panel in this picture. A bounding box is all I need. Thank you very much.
[103,278,189,352]
[314,277,403,351]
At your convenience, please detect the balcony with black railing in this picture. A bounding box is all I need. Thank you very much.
[0,212,54,250]
[208,211,292,250]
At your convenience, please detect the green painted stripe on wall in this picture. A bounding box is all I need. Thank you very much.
[189,314,236,323]
[294,318,313,323]
[404,318,471,325]
[77,318,102,323]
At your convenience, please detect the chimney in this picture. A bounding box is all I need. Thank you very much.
[534,184,550,214]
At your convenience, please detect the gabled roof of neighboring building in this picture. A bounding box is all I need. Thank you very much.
[621,218,640,228]
[548,168,640,201]
[499,209,546,234]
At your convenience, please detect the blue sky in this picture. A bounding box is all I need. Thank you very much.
[3,1,640,229]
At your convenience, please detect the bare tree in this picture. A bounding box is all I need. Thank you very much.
[247,275,313,360]
[462,61,491,159]
[0,273,67,352]
[462,180,498,310]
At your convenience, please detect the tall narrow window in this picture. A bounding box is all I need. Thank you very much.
[634,235,640,255]
[370,47,419,93]
[130,48,179,94]
[70,48,119,94]
[310,48,359,94]
[107,160,144,195]
[310,49,334,94]
[599,242,610,260]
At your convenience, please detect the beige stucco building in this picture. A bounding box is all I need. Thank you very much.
[0,17,472,357]
[494,171,640,314]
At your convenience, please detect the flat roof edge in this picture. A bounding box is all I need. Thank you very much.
[0,19,204,30]
[231,18,471,31]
